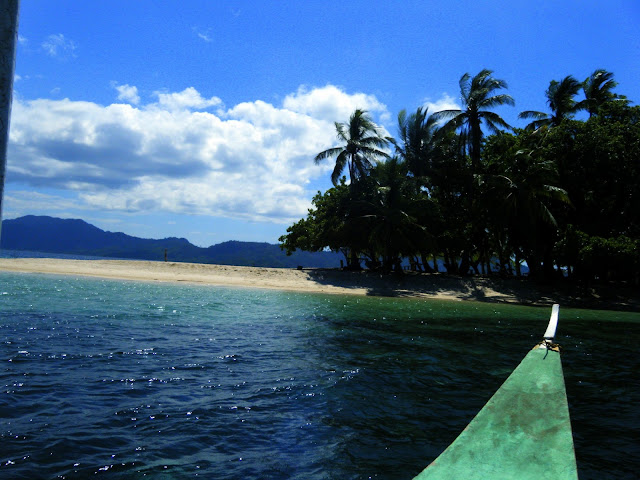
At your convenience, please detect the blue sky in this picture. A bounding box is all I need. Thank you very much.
[5,0,640,246]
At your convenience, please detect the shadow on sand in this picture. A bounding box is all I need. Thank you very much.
[302,269,640,311]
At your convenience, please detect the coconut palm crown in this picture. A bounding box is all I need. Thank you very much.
[434,69,515,170]
[393,106,440,179]
[519,75,585,131]
[314,109,389,186]
[583,69,618,116]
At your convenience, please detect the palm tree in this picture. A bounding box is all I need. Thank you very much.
[481,148,571,277]
[583,69,618,116]
[392,107,447,271]
[433,69,514,274]
[393,107,439,179]
[313,109,388,269]
[435,69,514,171]
[314,109,389,187]
[519,76,585,130]
[353,157,432,272]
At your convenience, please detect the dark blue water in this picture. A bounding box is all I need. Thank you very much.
[1,272,638,479]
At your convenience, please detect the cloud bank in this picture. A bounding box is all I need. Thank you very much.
[8,85,391,224]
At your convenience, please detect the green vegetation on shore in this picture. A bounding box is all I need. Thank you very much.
[280,69,640,285]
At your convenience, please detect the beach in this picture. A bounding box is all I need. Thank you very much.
[0,257,637,310]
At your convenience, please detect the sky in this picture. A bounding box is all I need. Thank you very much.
[4,0,640,246]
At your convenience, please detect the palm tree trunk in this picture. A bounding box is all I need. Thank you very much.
[443,251,454,273]
[348,248,360,270]
[420,252,434,273]
[348,153,357,186]
[471,120,482,172]
[459,251,470,275]
[0,0,20,243]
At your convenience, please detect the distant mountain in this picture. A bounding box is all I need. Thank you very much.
[0,215,342,268]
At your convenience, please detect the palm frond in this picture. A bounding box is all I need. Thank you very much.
[330,151,348,185]
[459,72,472,103]
[518,110,548,120]
[431,109,463,124]
[518,111,551,132]
[481,111,512,133]
[435,112,466,134]
[335,122,348,142]
[583,69,618,114]
[480,93,515,109]
[543,184,572,205]
[359,145,390,161]
[546,76,585,123]
[314,146,344,164]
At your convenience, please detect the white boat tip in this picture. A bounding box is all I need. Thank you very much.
[543,304,560,342]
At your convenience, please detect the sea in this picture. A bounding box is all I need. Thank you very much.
[1,253,639,479]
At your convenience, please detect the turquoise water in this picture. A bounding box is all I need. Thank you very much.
[1,272,638,479]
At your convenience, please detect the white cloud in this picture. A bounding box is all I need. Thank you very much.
[114,83,140,105]
[283,85,390,124]
[3,190,92,219]
[192,27,212,42]
[41,33,77,59]
[153,87,222,111]
[422,93,460,114]
[7,85,387,224]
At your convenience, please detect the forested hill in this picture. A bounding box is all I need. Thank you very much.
[0,216,341,268]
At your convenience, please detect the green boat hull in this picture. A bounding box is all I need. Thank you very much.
[413,346,578,480]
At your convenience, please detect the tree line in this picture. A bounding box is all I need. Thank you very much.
[280,69,640,284]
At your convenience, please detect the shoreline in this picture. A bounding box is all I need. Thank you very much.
[0,258,638,311]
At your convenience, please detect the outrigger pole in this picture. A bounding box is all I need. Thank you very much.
[0,0,20,243]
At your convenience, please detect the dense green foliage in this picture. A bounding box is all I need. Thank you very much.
[280,70,639,283]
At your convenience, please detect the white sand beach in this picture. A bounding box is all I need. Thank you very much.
[0,257,636,310]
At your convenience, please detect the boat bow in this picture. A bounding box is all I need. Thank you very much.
[413,304,578,480]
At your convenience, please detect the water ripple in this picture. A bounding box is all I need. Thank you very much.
[0,272,638,479]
